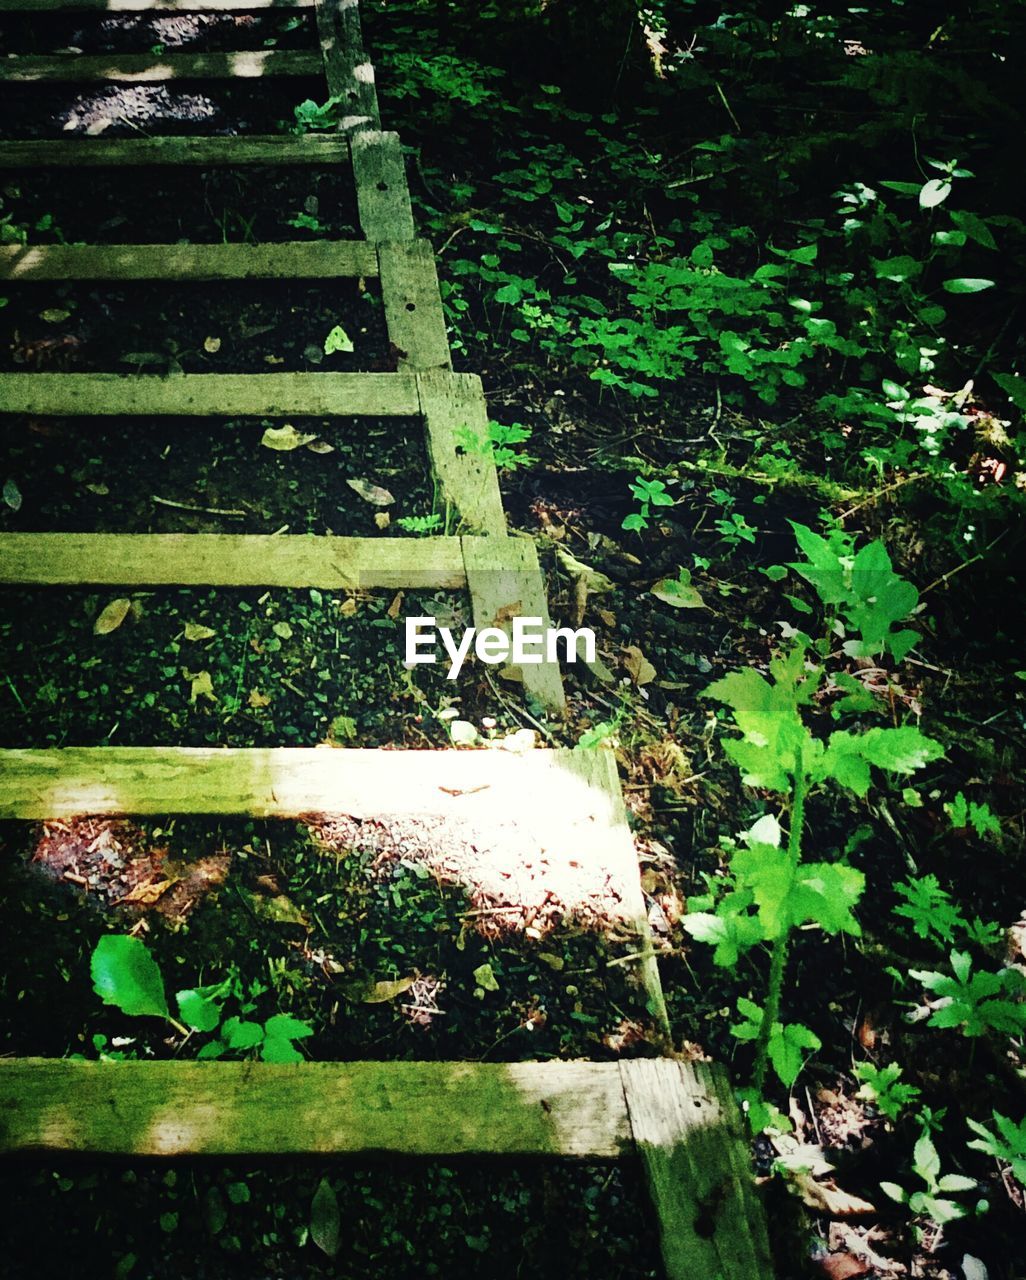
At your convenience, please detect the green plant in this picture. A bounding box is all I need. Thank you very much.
[854,1061,922,1122]
[909,950,1026,1038]
[945,791,1001,837]
[881,1124,979,1226]
[622,475,674,532]
[394,513,443,534]
[293,96,343,132]
[893,875,1003,949]
[684,526,942,1117]
[90,935,314,1062]
[967,1111,1026,1185]
[454,420,536,471]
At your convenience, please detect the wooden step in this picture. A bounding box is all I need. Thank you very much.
[0,51,322,82]
[0,532,465,588]
[0,371,420,416]
[0,240,379,282]
[0,135,349,167]
[0,1056,773,1278]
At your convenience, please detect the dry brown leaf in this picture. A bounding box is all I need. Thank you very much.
[793,1174,876,1217]
[624,644,656,686]
[387,592,404,620]
[118,877,177,906]
[94,597,132,635]
[306,439,335,454]
[338,597,358,618]
[261,424,317,452]
[817,1254,872,1280]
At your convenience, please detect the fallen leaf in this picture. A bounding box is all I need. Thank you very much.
[597,608,617,627]
[362,976,415,1003]
[183,622,216,642]
[374,511,391,530]
[624,644,656,686]
[305,439,334,454]
[537,952,564,971]
[554,545,616,593]
[94,598,132,635]
[651,568,707,609]
[261,424,317,452]
[203,336,221,354]
[264,354,285,365]
[817,1254,871,1280]
[183,670,217,705]
[323,324,354,355]
[84,482,108,496]
[247,892,308,927]
[272,621,293,640]
[338,597,358,617]
[473,962,500,991]
[118,877,177,907]
[40,308,71,324]
[792,1174,876,1217]
[347,478,394,506]
[310,1178,340,1259]
[247,689,271,708]
[3,477,22,511]
[387,592,404,620]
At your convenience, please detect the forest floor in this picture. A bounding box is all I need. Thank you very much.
[1,4,1025,1280]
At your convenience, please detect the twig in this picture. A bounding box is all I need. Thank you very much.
[483,669,557,744]
[153,496,248,518]
[921,528,1011,596]
[715,81,742,132]
[836,471,929,521]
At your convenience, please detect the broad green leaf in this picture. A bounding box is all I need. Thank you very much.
[992,372,1026,414]
[858,726,945,774]
[731,843,793,938]
[791,862,865,935]
[222,1016,264,1050]
[260,1036,304,1063]
[942,277,995,294]
[94,598,132,635]
[263,1014,314,1041]
[651,568,706,609]
[950,209,997,249]
[473,962,500,991]
[91,935,169,1020]
[176,988,222,1033]
[310,1178,341,1258]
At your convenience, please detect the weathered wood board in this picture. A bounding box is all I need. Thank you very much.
[0,136,350,167]
[0,51,322,82]
[351,131,416,240]
[315,0,380,130]
[0,372,419,417]
[379,240,452,371]
[417,370,507,534]
[0,533,465,589]
[462,535,567,715]
[0,241,379,282]
[0,1060,630,1158]
[620,1060,775,1280]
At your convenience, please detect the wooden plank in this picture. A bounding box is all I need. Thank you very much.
[0,0,314,9]
[0,1060,629,1158]
[461,534,566,716]
[620,1060,775,1280]
[559,749,670,1040]
[0,51,323,83]
[0,744,633,822]
[0,372,419,417]
[0,135,349,168]
[416,371,506,535]
[0,241,379,283]
[315,0,380,130]
[379,240,451,371]
[350,131,415,240]
[0,533,465,589]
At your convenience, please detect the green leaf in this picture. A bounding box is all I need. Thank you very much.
[323,324,354,355]
[222,1016,264,1050]
[260,1036,305,1063]
[264,1013,314,1041]
[310,1178,341,1258]
[992,372,1026,413]
[858,726,945,774]
[950,209,997,250]
[942,277,995,294]
[473,962,500,991]
[176,988,222,1033]
[651,568,706,609]
[91,935,169,1020]
[919,179,951,208]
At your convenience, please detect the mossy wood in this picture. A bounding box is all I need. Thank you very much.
[0,136,350,167]
[0,533,466,589]
[0,51,322,82]
[417,370,507,534]
[0,1060,630,1158]
[350,131,416,240]
[621,1060,775,1280]
[379,240,452,371]
[0,372,420,416]
[0,241,380,282]
[315,0,380,130]
[462,534,567,716]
